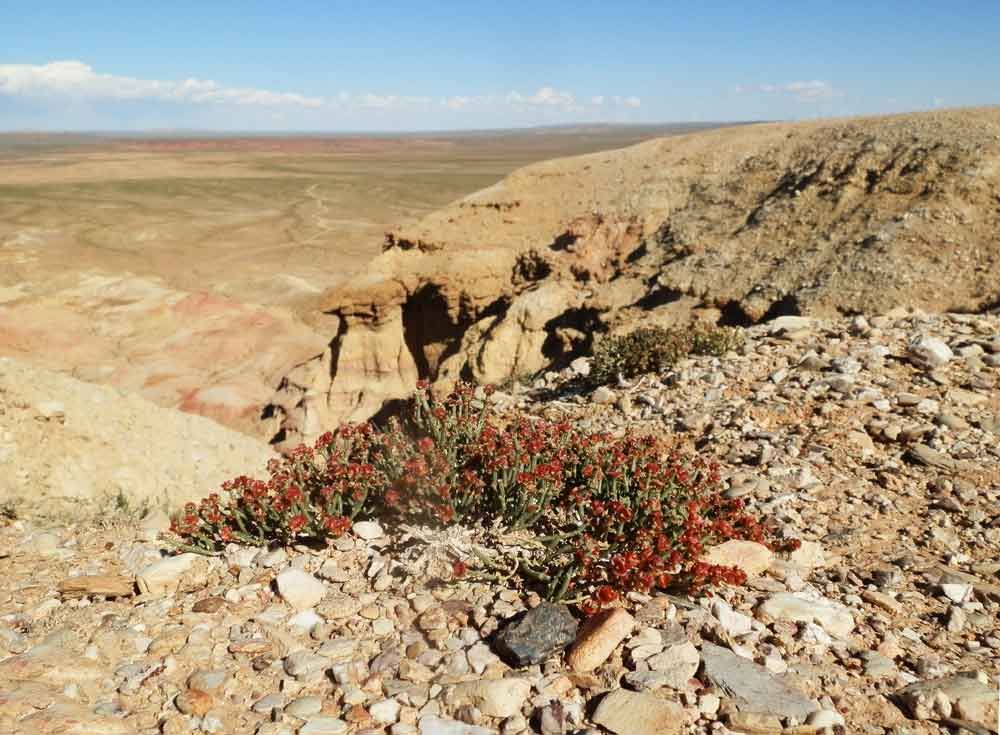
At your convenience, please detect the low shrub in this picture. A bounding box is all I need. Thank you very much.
[588,324,743,386]
[172,381,784,610]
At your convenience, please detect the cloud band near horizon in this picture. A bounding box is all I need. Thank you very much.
[0,60,642,114]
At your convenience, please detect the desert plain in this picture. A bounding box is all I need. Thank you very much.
[0,124,721,436]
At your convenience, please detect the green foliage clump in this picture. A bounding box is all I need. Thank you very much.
[589,325,743,386]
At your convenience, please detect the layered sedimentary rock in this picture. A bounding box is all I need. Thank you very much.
[267,108,1000,448]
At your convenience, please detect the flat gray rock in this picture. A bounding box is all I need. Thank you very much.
[700,643,817,719]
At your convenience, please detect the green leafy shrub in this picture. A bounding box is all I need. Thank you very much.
[172,381,784,610]
[589,325,742,385]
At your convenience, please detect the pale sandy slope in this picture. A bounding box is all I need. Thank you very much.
[0,357,276,517]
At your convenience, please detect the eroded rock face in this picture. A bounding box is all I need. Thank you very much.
[0,273,328,439]
[268,109,1000,447]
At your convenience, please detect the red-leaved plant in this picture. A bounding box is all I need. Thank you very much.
[172,381,793,610]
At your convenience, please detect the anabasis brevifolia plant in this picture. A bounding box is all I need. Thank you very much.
[588,324,744,386]
[172,381,790,610]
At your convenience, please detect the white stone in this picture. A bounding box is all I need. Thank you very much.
[288,610,324,634]
[298,718,348,735]
[807,709,846,727]
[758,591,855,639]
[645,641,701,688]
[256,548,287,568]
[908,336,953,368]
[447,679,531,718]
[275,568,327,612]
[712,599,753,637]
[352,521,384,540]
[466,642,500,675]
[940,583,972,603]
[137,554,199,596]
[370,698,402,724]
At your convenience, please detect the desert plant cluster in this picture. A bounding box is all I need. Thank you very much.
[588,325,743,386]
[173,381,787,612]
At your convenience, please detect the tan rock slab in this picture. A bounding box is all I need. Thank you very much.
[567,607,635,672]
[446,678,531,718]
[592,689,690,735]
[57,574,134,599]
[703,540,774,577]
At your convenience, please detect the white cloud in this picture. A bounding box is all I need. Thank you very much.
[737,80,841,103]
[507,86,578,110]
[0,60,325,108]
[0,62,643,122]
[349,92,432,109]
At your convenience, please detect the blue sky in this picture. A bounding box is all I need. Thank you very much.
[2,1,997,131]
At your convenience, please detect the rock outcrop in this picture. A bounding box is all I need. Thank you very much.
[267,108,1000,448]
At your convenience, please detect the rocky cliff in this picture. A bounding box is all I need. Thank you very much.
[267,108,1000,449]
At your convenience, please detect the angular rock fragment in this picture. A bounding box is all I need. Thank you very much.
[700,643,817,720]
[492,602,578,666]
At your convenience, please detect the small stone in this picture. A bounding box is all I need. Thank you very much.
[370,699,402,724]
[501,714,528,734]
[276,568,327,612]
[567,607,634,672]
[757,591,855,638]
[908,336,953,368]
[175,689,213,716]
[493,602,578,666]
[285,696,324,718]
[252,693,286,714]
[592,386,616,405]
[728,712,782,731]
[372,618,395,637]
[284,651,330,679]
[418,607,449,632]
[946,606,967,633]
[447,679,531,718]
[57,574,133,599]
[860,651,897,678]
[807,709,846,727]
[289,609,325,633]
[895,673,997,727]
[137,554,202,596]
[257,548,288,568]
[862,590,902,615]
[698,694,720,716]
[193,596,227,614]
[591,689,689,735]
[187,670,228,693]
[467,642,500,675]
[538,702,565,735]
[702,540,773,577]
[298,717,349,735]
[318,594,362,619]
[353,521,384,540]
[940,583,972,603]
[712,599,753,637]
[644,641,700,689]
